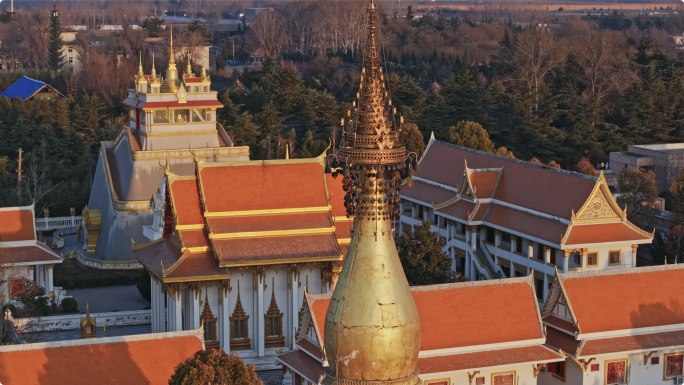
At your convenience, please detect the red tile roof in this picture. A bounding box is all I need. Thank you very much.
[561,265,684,334]
[401,180,455,205]
[469,170,500,198]
[544,327,580,355]
[170,179,203,226]
[166,251,228,279]
[134,238,183,279]
[416,142,595,219]
[0,207,35,242]
[562,223,652,246]
[200,163,328,213]
[417,345,561,373]
[0,331,203,385]
[178,230,208,248]
[277,349,325,384]
[309,278,544,351]
[213,234,341,266]
[207,213,331,234]
[0,244,62,264]
[484,204,567,244]
[436,199,475,219]
[296,338,324,361]
[580,330,684,356]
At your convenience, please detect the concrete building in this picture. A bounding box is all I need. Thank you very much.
[132,155,351,368]
[278,276,563,385]
[540,264,684,384]
[79,32,249,266]
[609,143,684,193]
[399,139,653,303]
[0,206,63,303]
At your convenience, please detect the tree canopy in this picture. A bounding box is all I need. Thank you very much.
[169,349,262,385]
[398,221,454,285]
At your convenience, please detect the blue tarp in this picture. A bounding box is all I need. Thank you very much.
[0,76,48,100]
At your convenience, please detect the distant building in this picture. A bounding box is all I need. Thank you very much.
[0,329,203,384]
[243,8,272,24]
[145,37,212,71]
[61,31,82,74]
[279,275,563,384]
[540,264,684,384]
[0,76,65,101]
[75,32,249,266]
[0,205,63,303]
[609,143,684,193]
[400,139,653,302]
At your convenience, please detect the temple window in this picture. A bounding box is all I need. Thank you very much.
[606,359,627,384]
[548,360,566,380]
[174,109,189,123]
[609,250,621,266]
[665,353,684,379]
[536,243,545,261]
[515,237,523,254]
[486,227,495,244]
[587,252,598,267]
[200,297,219,349]
[191,109,207,122]
[264,279,285,347]
[549,248,557,266]
[229,284,251,350]
[491,371,515,385]
[153,109,169,123]
[534,277,544,301]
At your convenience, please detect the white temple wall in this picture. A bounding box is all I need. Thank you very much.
[422,362,539,385]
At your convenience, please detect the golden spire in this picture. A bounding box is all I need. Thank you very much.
[151,53,157,78]
[322,1,420,385]
[185,53,193,77]
[162,24,180,93]
[137,52,143,77]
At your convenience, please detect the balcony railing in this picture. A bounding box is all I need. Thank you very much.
[35,216,82,232]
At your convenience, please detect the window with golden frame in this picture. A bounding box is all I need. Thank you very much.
[492,371,516,385]
[587,252,599,267]
[609,250,621,266]
[664,353,684,380]
[424,378,450,385]
[605,359,627,384]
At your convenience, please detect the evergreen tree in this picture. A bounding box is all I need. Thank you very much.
[406,5,414,20]
[398,221,454,285]
[448,121,494,153]
[48,7,64,72]
[399,123,425,165]
[52,98,71,135]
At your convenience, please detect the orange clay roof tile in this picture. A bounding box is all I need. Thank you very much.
[563,223,652,246]
[0,244,62,264]
[0,208,35,242]
[0,333,202,385]
[580,330,684,356]
[200,163,328,213]
[170,179,203,226]
[309,279,544,351]
[417,345,561,373]
[469,170,500,198]
[561,266,684,333]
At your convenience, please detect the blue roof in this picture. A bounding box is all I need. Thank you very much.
[0,76,48,100]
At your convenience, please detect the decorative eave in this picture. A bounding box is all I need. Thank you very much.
[560,171,654,246]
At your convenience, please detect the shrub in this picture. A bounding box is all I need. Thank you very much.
[60,297,78,312]
[137,269,151,303]
[1,304,17,317]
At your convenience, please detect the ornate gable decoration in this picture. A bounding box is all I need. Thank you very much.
[458,160,476,201]
[571,172,625,224]
[176,85,187,104]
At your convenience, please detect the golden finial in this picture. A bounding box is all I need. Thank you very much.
[169,23,175,64]
[165,154,171,173]
[86,302,90,316]
[161,260,166,276]
[285,145,289,159]
[151,53,157,77]
[201,63,207,78]
[103,325,106,337]
[138,51,143,77]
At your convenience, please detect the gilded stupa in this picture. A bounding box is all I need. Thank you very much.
[323,0,421,384]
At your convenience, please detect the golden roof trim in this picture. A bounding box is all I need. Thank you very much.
[209,227,336,240]
[217,254,343,268]
[204,206,332,218]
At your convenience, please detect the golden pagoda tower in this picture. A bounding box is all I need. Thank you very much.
[323,0,421,384]
[161,25,180,93]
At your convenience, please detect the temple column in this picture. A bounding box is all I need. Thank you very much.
[631,245,638,267]
[543,274,549,302]
[158,283,167,332]
[290,270,299,346]
[256,273,265,356]
[511,236,516,253]
[545,247,550,264]
[470,226,478,252]
[168,291,182,332]
[563,251,570,272]
[46,264,54,299]
[151,278,158,333]
[191,288,201,330]
[528,243,534,259]
[581,248,588,270]
[510,260,514,279]
[219,286,230,352]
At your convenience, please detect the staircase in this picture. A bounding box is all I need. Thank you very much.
[474,244,501,279]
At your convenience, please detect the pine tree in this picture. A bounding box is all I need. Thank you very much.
[448,121,494,153]
[48,7,64,72]
[398,221,454,285]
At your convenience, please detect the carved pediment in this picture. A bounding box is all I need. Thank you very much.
[572,172,625,224]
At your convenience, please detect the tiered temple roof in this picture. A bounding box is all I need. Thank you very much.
[134,156,349,282]
[0,206,61,265]
[278,276,562,383]
[543,264,684,358]
[403,140,653,248]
